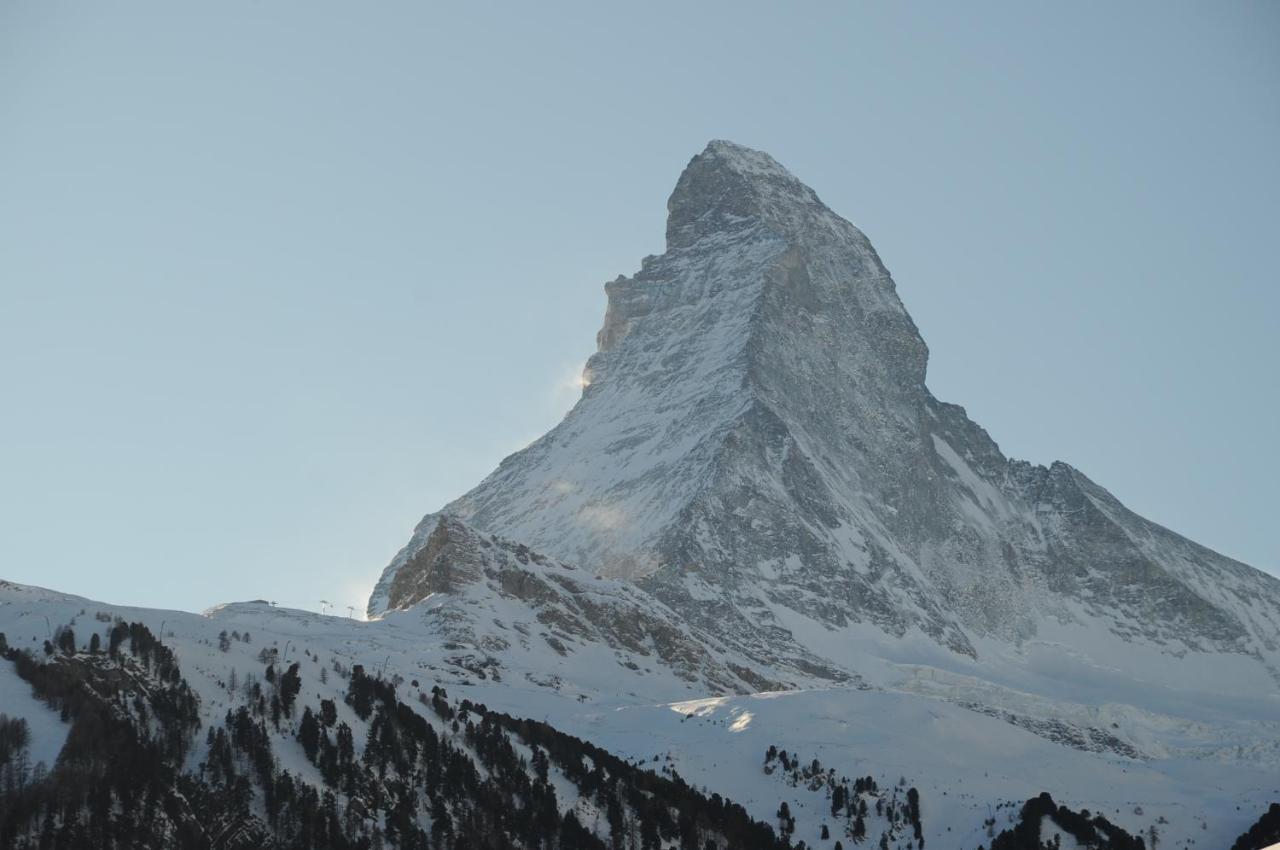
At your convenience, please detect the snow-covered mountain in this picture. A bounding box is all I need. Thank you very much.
[372,140,1280,698]
[3,141,1278,849]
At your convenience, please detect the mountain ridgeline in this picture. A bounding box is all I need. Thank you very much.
[371,140,1280,692]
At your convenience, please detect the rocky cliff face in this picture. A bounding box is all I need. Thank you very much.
[371,140,1280,688]
[380,515,808,694]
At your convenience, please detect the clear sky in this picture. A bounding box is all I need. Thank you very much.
[2,2,1277,617]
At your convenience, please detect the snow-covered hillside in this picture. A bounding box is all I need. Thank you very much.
[1,580,1274,849]
[0,581,793,849]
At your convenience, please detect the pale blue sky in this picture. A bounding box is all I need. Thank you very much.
[2,2,1277,616]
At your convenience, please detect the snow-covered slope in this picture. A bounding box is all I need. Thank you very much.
[375,514,811,694]
[1,580,1274,849]
[372,139,1280,698]
[575,687,1276,850]
[0,582,796,849]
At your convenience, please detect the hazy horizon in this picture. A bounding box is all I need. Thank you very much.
[2,2,1277,617]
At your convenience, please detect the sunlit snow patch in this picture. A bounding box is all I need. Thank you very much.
[669,696,728,717]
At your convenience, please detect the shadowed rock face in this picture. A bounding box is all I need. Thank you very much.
[372,140,1280,686]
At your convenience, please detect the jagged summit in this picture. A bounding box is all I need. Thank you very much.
[371,140,928,596]
[371,141,1280,695]
[664,140,854,249]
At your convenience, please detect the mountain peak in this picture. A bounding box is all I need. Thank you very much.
[698,139,795,178]
[666,140,835,250]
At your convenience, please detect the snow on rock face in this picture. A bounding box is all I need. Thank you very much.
[372,140,1280,693]
[378,515,806,694]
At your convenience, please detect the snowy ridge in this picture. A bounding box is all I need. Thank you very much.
[374,514,808,694]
